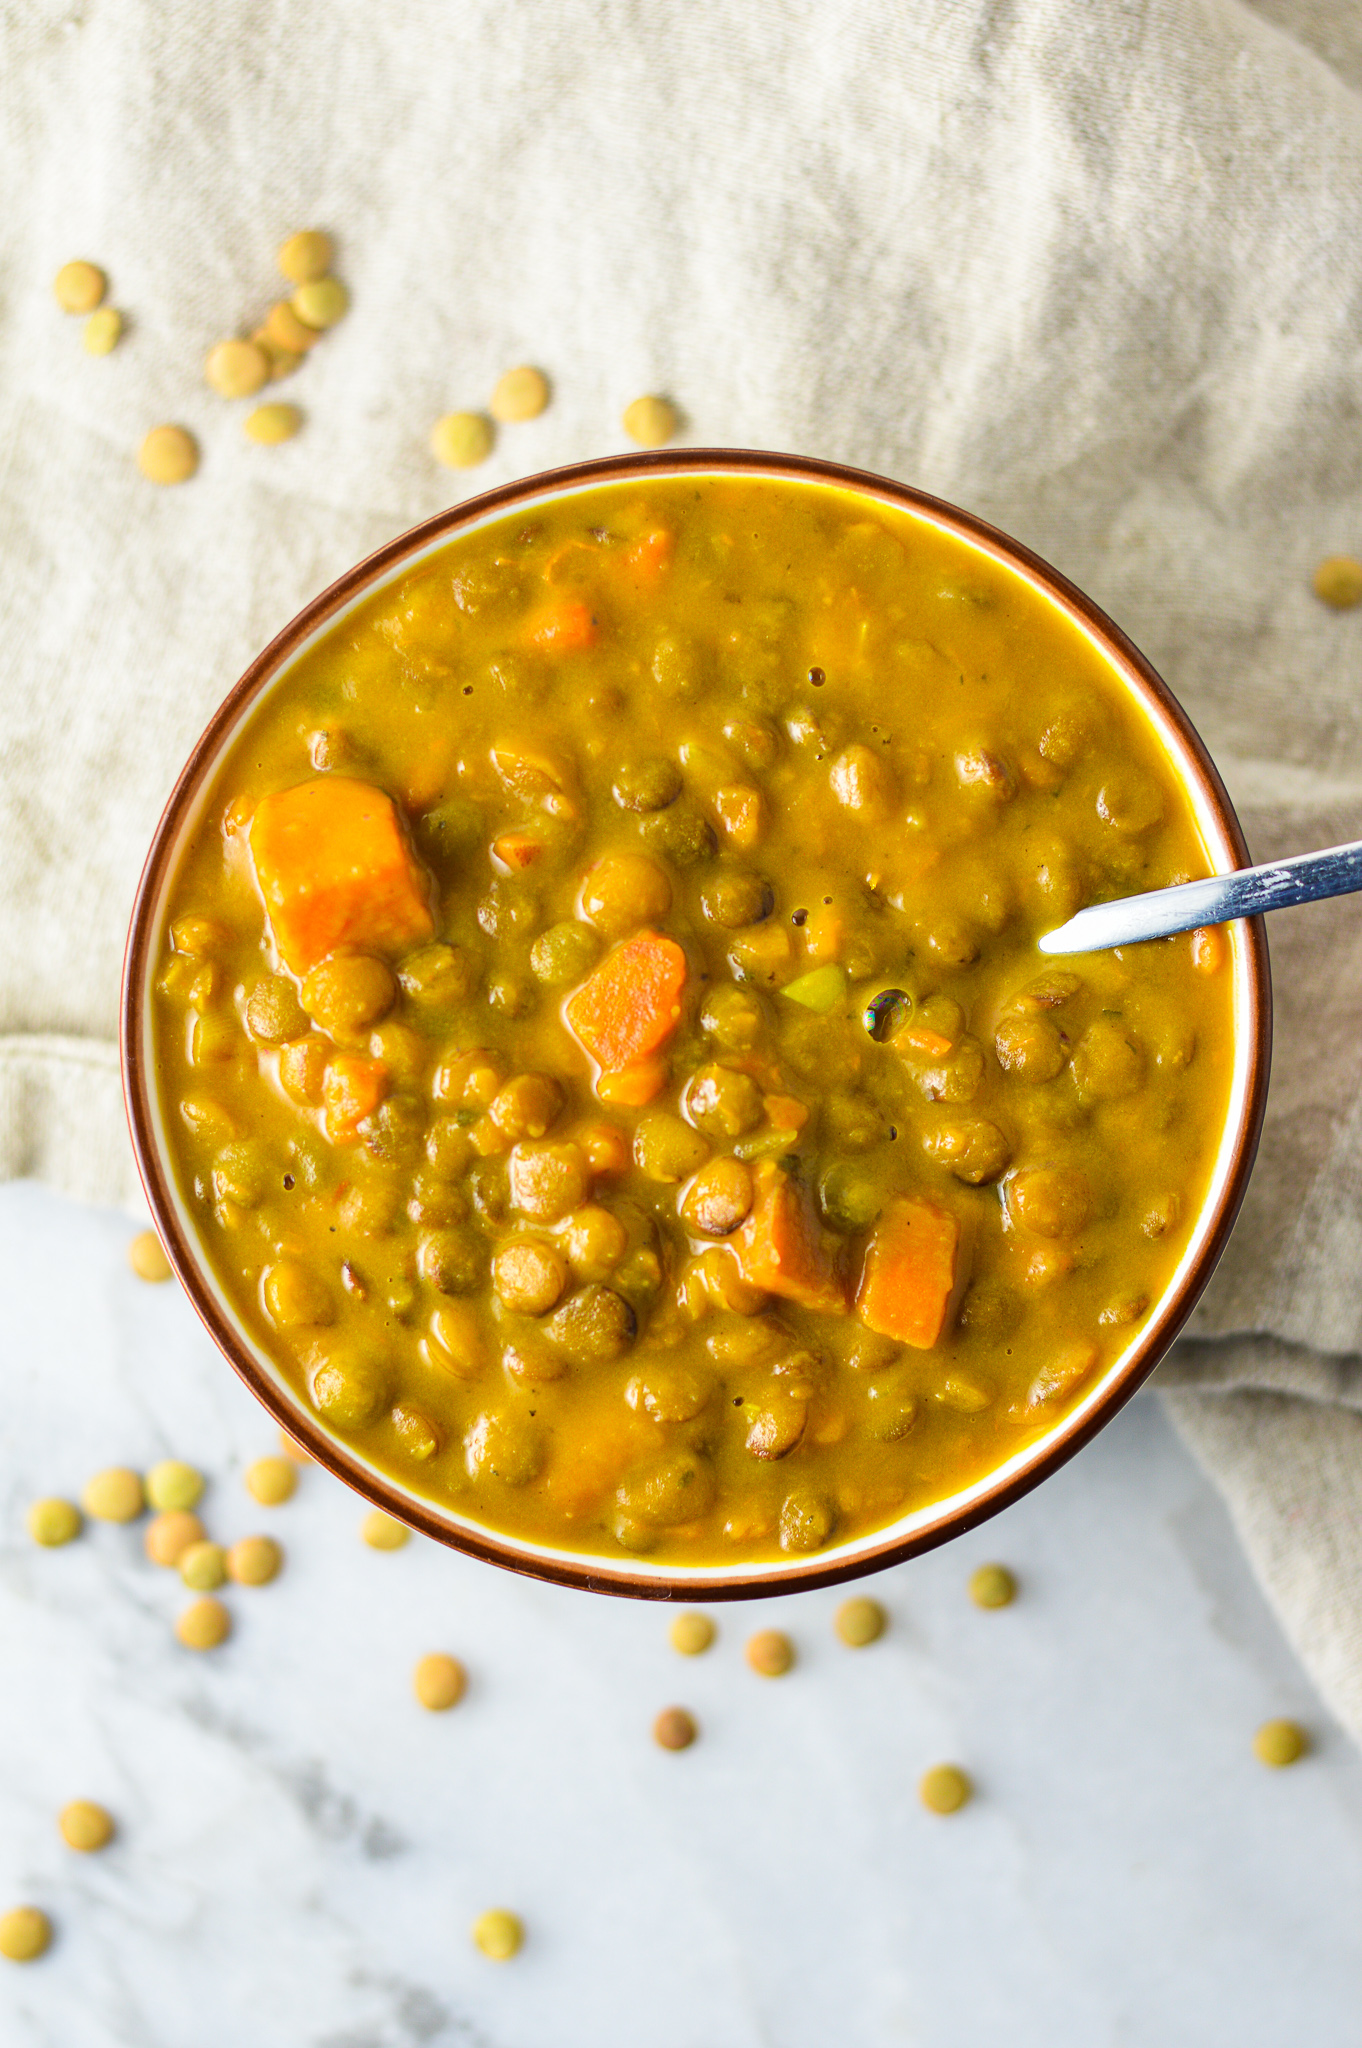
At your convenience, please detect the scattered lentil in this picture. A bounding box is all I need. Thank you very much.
[245,402,302,445]
[128,1229,172,1282]
[0,1907,51,1963]
[432,411,494,468]
[362,1509,410,1550]
[204,338,270,399]
[653,1706,697,1750]
[279,1428,312,1463]
[83,306,122,355]
[27,1498,81,1547]
[968,1563,1017,1610]
[746,1628,794,1677]
[277,229,333,284]
[1312,556,1362,609]
[226,1534,282,1586]
[179,1539,227,1591]
[252,326,302,380]
[668,1610,715,1656]
[834,1596,885,1647]
[1253,1717,1308,1768]
[472,1908,522,1961]
[263,299,320,355]
[146,1459,204,1512]
[82,1467,144,1523]
[919,1763,972,1814]
[176,1596,231,1650]
[490,365,550,422]
[54,260,105,313]
[245,1455,297,1506]
[622,394,678,447]
[413,1652,466,1710]
[291,276,348,330]
[138,425,199,485]
[59,1801,114,1853]
[145,1510,206,1568]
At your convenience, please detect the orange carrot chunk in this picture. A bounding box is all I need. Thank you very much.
[597,1057,669,1107]
[322,1054,388,1144]
[565,931,687,1072]
[249,777,434,975]
[856,1195,973,1349]
[525,598,600,656]
[732,1160,847,1315]
[623,527,676,583]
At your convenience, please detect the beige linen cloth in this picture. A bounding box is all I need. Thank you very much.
[6,0,1362,1724]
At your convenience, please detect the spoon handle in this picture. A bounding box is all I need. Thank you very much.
[1038,836,1362,955]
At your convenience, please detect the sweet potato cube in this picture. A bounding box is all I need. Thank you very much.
[855,1195,973,1349]
[733,1160,847,1315]
[249,777,435,974]
[565,931,687,1073]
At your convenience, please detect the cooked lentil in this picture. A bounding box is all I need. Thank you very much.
[277,230,333,284]
[146,1459,204,1511]
[146,1510,206,1567]
[205,339,270,399]
[179,1539,228,1590]
[292,276,348,330]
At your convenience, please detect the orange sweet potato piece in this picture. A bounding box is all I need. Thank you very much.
[565,931,687,1072]
[596,1057,669,1107]
[525,598,600,656]
[623,527,676,583]
[732,1160,847,1315]
[855,1195,974,1349]
[322,1054,388,1144]
[250,777,434,974]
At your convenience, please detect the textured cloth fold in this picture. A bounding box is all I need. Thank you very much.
[6,0,1362,1728]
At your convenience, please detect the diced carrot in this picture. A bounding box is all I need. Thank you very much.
[565,930,687,1072]
[492,830,543,870]
[525,598,600,656]
[623,527,676,583]
[249,777,435,975]
[712,783,763,850]
[855,1195,973,1349]
[762,1094,809,1134]
[895,1024,955,1059]
[597,1058,669,1107]
[322,1054,388,1145]
[732,1160,847,1315]
[1191,925,1226,975]
[575,1121,632,1174]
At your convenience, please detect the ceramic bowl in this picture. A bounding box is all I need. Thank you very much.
[121,449,1271,1599]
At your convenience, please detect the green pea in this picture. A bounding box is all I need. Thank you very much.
[612,757,682,812]
[531,921,602,986]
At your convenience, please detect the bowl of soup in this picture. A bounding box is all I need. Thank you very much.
[121,451,1270,1597]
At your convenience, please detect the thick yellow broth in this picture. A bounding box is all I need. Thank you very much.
[152,476,1235,1564]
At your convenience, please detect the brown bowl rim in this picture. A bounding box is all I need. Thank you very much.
[120,447,1272,1601]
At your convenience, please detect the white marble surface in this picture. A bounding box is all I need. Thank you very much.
[2,1179,1361,2048]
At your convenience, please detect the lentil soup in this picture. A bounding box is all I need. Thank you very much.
[145,470,1241,1569]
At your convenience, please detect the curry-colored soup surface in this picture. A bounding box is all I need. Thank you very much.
[153,476,1235,1564]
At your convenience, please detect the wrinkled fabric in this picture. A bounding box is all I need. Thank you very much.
[6,0,1362,1727]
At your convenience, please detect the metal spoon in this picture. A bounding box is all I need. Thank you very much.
[1038,837,1362,955]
